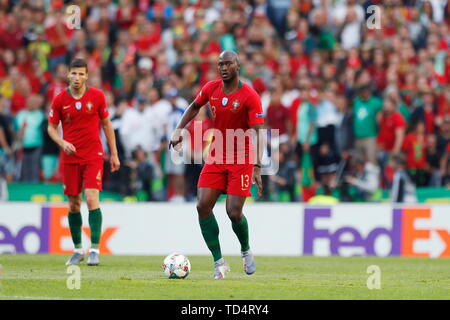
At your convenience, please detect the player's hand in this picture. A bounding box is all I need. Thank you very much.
[169,131,183,152]
[60,140,76,155]
[110,154,120,172]
[252,166,263,197]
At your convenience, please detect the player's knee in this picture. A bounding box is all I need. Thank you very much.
[226,206,243,223]
[196,202,212,217]
[85,193,99,210]
[228,212,243,223]
[68,200,81,213]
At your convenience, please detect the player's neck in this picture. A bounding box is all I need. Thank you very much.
[222,77,240,95]
[68,84,88,99]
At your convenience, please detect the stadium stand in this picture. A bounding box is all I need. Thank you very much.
[0,0,450,203]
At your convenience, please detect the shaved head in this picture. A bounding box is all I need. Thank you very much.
[219,50,240,66]
[218,50,240,83]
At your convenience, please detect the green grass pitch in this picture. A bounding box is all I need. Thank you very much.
[0,254,449,300]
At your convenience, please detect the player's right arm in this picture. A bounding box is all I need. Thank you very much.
[169,83,212,149]
[47,94,77,155]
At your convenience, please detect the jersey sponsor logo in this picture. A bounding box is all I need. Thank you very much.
[86,102,93,112]
[222,97,228,107]
[211,97,218,100]
[75,102,82,110]
[63,105,71,110]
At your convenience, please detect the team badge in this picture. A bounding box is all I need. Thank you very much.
[75,102,82,110]
[232,99,240,112]
[222,97,228,107]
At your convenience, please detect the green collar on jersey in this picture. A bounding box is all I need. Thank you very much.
[223,80,243,95]
[66,85,89,100]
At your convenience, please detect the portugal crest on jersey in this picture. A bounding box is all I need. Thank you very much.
[222,97,228,107]
[75,102,82,110]
[232,99,240,112]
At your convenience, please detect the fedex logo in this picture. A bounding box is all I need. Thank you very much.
[303,208,450,258]
[0,207,117,254]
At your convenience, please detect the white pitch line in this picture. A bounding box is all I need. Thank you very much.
[0,295,131,300]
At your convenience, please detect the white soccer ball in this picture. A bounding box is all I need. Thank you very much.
[162,252,191,279]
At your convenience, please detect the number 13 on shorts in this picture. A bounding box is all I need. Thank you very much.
[241,174,250,190]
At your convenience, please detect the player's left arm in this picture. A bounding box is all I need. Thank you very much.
[101,117,120,172]
[251,123,265,197]
[247,90,266,197]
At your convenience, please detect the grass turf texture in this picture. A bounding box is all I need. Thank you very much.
[0,255,449,300]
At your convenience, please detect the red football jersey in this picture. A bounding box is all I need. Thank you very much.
[48,86,109,164]
[194,79,265,163]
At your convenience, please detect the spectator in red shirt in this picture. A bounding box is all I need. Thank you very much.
[377,97,406,154]
[46,64,68,103]
[436,87,450,129]
[376,96,406,187]
[116,0,139,30]
[411,89,436,134]
[45,10,73,72]
[289,40,309,79]
[0,14,23,51]
[266,87,291,144]
[402,121,428,186]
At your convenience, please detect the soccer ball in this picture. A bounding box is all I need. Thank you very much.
[162,253,191,279]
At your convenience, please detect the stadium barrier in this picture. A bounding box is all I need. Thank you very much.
[0,203,449,258]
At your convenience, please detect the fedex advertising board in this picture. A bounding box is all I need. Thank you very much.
[0,203,449,257]
[303,206,450,258]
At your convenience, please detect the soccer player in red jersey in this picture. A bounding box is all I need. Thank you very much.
[47,59,120,266]
[170,51,265,280]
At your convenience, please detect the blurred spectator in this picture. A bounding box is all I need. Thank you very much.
[46,63,68,102]
[15,94,45,182]
[425,133,443,186]
[296,88,319,165]
[269,143,297,202]
[266,86,291,144]
[0,97,14,200]
[390,153,418,203]
[44,6,73,72]
[376,96,406,186]
[334,95,354,158]
[332,0,365,50]
[352,85,382,165]
[402,120,428,186]
[164,88,186,202]
[120,94,159,159]
[316,142,340,194]
[128,145,154,201]
[344,152,380,202]
[316,88,339,153]
[41,116,60,182]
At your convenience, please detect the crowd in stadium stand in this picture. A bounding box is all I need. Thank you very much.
[1,0,450,202]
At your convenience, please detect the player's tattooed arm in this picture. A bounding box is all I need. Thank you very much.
[251,123,265,197]
[47,122,77,155]
[169,101,202,150]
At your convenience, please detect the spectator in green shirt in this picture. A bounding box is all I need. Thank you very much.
[352,85,383,164]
